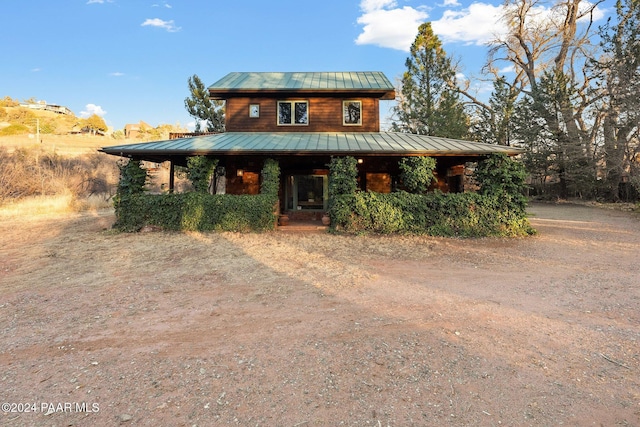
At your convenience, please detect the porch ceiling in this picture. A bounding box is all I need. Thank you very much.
[100,132,523,160]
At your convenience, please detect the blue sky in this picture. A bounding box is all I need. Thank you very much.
[0,0,611,132]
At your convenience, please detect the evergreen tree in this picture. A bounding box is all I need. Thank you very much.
[471,77,517,146]
[593,0,640,200]
[184,74,225,133]
[391,23,468,139]
[511,95,555,194]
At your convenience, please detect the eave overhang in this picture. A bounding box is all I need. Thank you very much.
[100,132,524,161]
[208,72,396,100]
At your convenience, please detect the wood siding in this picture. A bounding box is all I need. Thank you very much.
[225,96,380,132]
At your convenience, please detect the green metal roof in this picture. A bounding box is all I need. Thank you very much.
[208,72,395,99]
[101,132,523,159]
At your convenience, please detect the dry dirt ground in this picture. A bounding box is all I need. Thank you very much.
[0,202,638,426]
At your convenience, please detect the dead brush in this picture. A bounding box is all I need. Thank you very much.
[0,146,119,210]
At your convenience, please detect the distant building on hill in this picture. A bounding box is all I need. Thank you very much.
[124,121,152,139]
[19,101,74,116]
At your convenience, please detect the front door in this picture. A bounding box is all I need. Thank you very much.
[285,175,328,212]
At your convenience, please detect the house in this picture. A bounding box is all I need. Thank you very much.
[101,71,521,220]
[19,101,74,116]
[124,121,152,139]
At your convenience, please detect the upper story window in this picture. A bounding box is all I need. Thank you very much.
[278,101,308,125]
[343,100,362,126]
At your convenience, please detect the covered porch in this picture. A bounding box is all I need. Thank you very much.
[101,131,522,222]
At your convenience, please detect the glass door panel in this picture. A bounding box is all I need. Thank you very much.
[285,175,328,211]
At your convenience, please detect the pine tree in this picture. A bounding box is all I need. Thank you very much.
[471,77,518,146]
[391,23,468,139]
[184,74,225,133]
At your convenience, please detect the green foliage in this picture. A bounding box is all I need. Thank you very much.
[392,22,469,139]
[114,157,280,232]
[115,159,147,198]
[113,159,147,229]
[329,154,534,237]
[185,74,225,133]
[399,156,437,193]
[474,153,529,213]
[329,156,358,197]
[330,191,535,237]
[260,158,280,196]
[471,77,518,146]
[113,193,277,233]
[186,156,218,193]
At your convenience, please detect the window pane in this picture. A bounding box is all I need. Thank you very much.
[344,101,361,125]
[294,102,308,124]
[296,175,325,210]
[278,102,292,124]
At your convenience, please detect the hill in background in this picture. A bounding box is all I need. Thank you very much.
[0,96,187,144]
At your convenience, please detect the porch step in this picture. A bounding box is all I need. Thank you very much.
[277,220,329,232]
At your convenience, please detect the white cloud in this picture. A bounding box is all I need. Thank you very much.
[355,1,429,51]
[499,65,515,74]
[152,2,172,8]
[110,72,124,77]
[432,0,606,46]
[87,0,113,4]
[141,18,181,32]
[432,3,506,45]
[80,104,107,118]
[355,0,607,52]
[360,0,397,13]
[582,1,606,21]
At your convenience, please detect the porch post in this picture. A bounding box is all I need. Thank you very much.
[168,159,175,193]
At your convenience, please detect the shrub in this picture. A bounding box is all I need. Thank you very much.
[113,158,280,232]
[329,156,358,197]
[115,159,147,198]
[330,190,535,237]
[186,156,218,193]
[113,193,276,232]
[0,147,119,203]
[260,158,280,197]
[474,153,529,214]
[399,156,436,193]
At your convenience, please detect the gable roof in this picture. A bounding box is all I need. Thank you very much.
[208,72,396,100]
[101,132,522,160]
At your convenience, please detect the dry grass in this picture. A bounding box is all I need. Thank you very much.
[1,203,639,426]
[0,193,113,219]
[0,134,112,156]
[0,138,120,205]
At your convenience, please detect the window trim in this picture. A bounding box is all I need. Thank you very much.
[277,100,309,126]
[343,100,362,126]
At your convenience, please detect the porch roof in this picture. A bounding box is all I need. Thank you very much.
[100,132,523,159]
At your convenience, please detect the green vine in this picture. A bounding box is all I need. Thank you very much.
[187,156,218,193]
[260,158,280,197]
[399,156,437,193]
[329,156,358,197]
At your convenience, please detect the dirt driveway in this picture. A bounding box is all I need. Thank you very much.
[1,202,638,426]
